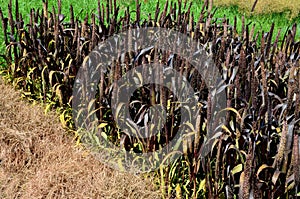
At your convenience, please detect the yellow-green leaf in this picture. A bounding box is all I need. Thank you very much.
[98,123,108,128]
[232,164,243,175]
[199,178,206,191]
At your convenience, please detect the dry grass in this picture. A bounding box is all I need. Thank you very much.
[214,0,300,18]
[0,77,160,199]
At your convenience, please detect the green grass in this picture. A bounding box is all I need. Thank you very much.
[210,4,300,43]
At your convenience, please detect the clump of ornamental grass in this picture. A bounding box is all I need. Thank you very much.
[0,0,299,198]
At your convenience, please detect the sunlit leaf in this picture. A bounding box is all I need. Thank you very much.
[231,164,243,175]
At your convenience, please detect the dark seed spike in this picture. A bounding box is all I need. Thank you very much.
[177,0,181,27]
[15,0,19,22]
[29,8,34,38]
[58,0,61,16]
[187,1,192,17]
[288,24,297,57]
[70,5,74,28]
[169,1,173,18]
[82,13,88,38]
[234,67,241,108]
[241,15,245,39]
[52,6,59,52]
[239,47,246,97]
[38,9,44,43]
[172,1,176,21]
[245,24,249,50]
[205,8,213,29]
[206,91,212,138]
[108,16,114,35]
[109,0,113,14]
[201,0,207,21]
[159,0,168,24]
[291,23,297,43]
[19,13,24,28]
[281,27,289,51]
[1,9,12,64]
[113,0,117,20]
[126,6,130,28]
[249,24,255,41]
[196,2,205,30]
[9,0,20,76]
[43,0,48,18]
[98,66,105,121]
[0,8,8,45]
[181,11,187,34]
[147,13,152,27]
[254,30,259,44]
[265,22,274,59]
[76,21,81,65]
[223,15,227,37]
[295,72,300,122]
[90,13,96,51]
[267,88,272,132]
[127,28,132,70]
[136,0,140,24]
[225,47,230,69]
[207,0,213,14]
[106,0,110,25]
[111,0,118,33]
[285,30,292,58]
[48,9,53,30]
[37,37,42,63]
[271,29,281,70]
[274,55,280,87]
[101,4,105,25]
[183,0,187,10]
[285,65,297,120]
[260,31,265,56]
[184,2,192,30]
[214,138,223,196]
[73,20,78,44]
[293,133,299,190]
[190,13,194,36]
[154,1,160,24]
[233,15,237,36]
[8,0,14,35]
[42,4,47,45]
[97,0,101,24]
[114,60,120,93]
[260,32,269,119]
[34,8,39,24]
[250,56,257,111]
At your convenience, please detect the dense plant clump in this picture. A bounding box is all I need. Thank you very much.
[0,0,299,198]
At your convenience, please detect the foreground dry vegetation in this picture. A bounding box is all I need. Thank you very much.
[0,78,160,198]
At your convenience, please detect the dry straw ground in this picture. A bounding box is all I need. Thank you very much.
[0,78,160,199]
[215,0,300,18]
